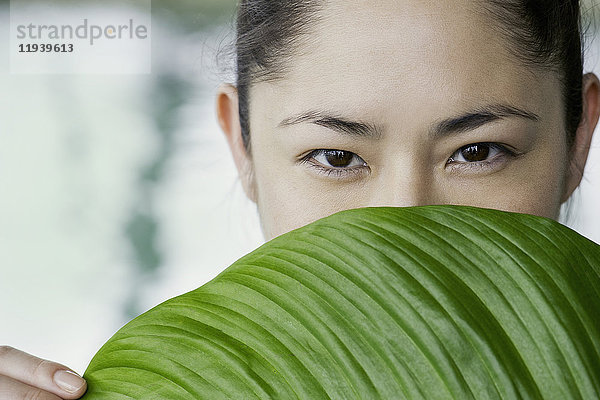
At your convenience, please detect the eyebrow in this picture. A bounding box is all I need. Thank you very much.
[278,110,383,139]
[278,103,539,139]
[430,104,540,138]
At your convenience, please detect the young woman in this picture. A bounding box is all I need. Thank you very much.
[2,0,599,398]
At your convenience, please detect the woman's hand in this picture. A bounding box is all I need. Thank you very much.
[0,346,87,399]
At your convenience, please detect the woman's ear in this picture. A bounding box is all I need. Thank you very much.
[216,84,257,203]
[562,73,600,203]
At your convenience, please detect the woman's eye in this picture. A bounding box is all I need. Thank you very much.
[454,143,493,162]
[300,149,369,179]
[312,150,366,168]
[447,142,516,169]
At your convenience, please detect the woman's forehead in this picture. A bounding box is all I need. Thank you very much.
[300,0,517,85]
[251,0,560,130]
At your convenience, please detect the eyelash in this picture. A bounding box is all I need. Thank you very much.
[299,143,518,178]
[445,142,518,173]
[299,149,370,179]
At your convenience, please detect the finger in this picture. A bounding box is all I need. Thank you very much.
[0,374,62,400]
[0,346,86,399]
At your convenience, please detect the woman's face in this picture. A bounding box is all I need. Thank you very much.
[221,0,598,240]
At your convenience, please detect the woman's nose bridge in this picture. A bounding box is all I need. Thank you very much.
[368,169,433,208]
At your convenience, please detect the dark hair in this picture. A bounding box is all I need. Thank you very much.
[235,0,585,152]
[481,1,584,149]
[235,1,322,151]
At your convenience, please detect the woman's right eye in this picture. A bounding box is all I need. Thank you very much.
[312,150,366,168]
[299,149,370,178]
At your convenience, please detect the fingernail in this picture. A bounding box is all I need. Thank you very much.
[54,370,85,393]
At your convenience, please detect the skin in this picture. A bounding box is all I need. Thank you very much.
[2,0,599,398]
[218,0,600,240]
[0,346,86,400]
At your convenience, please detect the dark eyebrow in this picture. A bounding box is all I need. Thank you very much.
[278,110,383,139]
[278,104,539,140]
[430,104,540,138]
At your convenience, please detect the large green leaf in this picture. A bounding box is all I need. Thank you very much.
[82,206,600,399]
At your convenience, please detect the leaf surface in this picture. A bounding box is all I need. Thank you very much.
[82,206,600,399]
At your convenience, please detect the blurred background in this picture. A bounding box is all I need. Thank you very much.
[0,0,599,374]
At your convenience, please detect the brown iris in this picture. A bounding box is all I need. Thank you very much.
[460,144,490,162]
[325,150,354,167]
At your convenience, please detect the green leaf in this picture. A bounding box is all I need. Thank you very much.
[82,206,600,399]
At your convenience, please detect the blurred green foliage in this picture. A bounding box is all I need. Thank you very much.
[152,0,237,32]
[0,0,238,31]
[123,55,197,318]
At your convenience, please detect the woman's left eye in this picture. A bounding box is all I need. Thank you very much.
[447,142,516,169]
